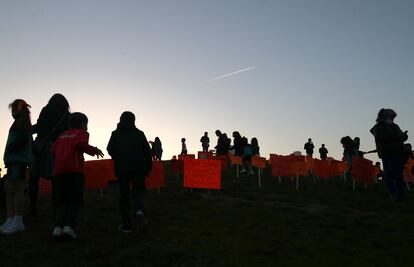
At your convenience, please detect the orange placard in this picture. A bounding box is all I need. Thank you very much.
[270,154,294,177]
[404,160,414,182]
[351,156,374,184]
[228,154,243,165]
[84,159,115,189]
[329,160,348,177]
[198,151,213,159]
[313,159,330,179]
[146,161,165,189]
[251,155,266,169]
[178,154,196,160]
[184,159,221,190]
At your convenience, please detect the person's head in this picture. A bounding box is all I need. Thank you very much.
[308,138,312,142]
[241,137,248,146]
[69,112,88,130]
[119,111,135,125]
[48,93,70,113]
[321,144,325,148]
[251,137,258,147]
[232,131,241,139]
[376,108,397,123]
[155,137,160,142]
[204,132,208,136]
[181,138,186,143]
[9,99,32,130]
[340,136,352,147]
[215,130,222,136]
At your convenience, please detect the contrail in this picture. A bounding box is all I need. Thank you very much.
[204,66,255,83]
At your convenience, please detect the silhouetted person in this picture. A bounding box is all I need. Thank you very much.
[51,112,103,240]
[403,143,413,164]
[232,131,243,156]
[304,138,314,157]
[319,144,328,160]
[251,137,260,156]
[341,136,356,167]
[107,111,152,233]
[152,137,163,161]
[29,93,70,216]
[240,137,254,175]
[200,132,210,152]
[180,138,187,155]
[370,108,408,200]
[215,130,227,156]
[223,133,231,155]
[1,99,32,234]
[353,137,364,157]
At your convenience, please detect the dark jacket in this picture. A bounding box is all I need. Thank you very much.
[33,105,69,141]
[370,122,408,158]
[4,122,32,167]
[107,122,152,177]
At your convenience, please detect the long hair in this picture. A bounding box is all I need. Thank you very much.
[9,99,32,131]
[48,93,70,113]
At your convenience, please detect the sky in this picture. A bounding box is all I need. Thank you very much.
[0,0,413,172]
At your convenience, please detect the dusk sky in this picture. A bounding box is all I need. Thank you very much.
[1,0,413,171]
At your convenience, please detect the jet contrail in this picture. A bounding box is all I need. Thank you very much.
[204,66,255,83]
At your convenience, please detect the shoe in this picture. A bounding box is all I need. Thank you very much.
[62,226,77,240]
[249,170,255,175]
[118,223,132,233]
[52,227,63,240]
[0,220,13,232]
[240,169,247,174]
[1,222,25,234]
[136,211,148,232]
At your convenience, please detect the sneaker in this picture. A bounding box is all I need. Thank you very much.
[0,220,13,232]
[118,223,132,233]
[136,211,148,232]
[52,227,63,240]
[62,226,77,240]
[1,222,25,234]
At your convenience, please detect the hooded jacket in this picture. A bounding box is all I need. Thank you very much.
[107,120,152,177]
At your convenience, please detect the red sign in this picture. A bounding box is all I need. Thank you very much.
[351,156,374,184]
[84,159,115,189]
[146,161,165,189]
[184,159,221,190]
[251,156,266,169]
[313,159,330,179]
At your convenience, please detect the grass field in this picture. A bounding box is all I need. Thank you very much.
[1,162,414,267]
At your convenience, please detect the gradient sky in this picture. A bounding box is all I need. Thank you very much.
[1,0,413,172]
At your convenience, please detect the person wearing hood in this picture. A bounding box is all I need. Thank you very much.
[370,108,408,200]
[107,111,152,233]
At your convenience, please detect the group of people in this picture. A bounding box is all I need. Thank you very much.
[178,131,260,175]
[0,94,412,241]
[1,94,153,239]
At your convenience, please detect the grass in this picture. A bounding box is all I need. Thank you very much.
[1,162,414,267]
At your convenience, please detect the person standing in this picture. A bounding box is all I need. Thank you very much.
[152,137,163,161]
[1,100,32,234]
[51,112,103,240]
[370,108,408,200]
[107,111,152,233]
[200,132,210,152]
[304,138,315,157]
[29,93,70,216]
[319,144,328,160]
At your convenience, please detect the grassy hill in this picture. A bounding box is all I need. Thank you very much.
[1,162,414,267]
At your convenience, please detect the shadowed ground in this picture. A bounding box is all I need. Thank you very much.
[1,162,413,267]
